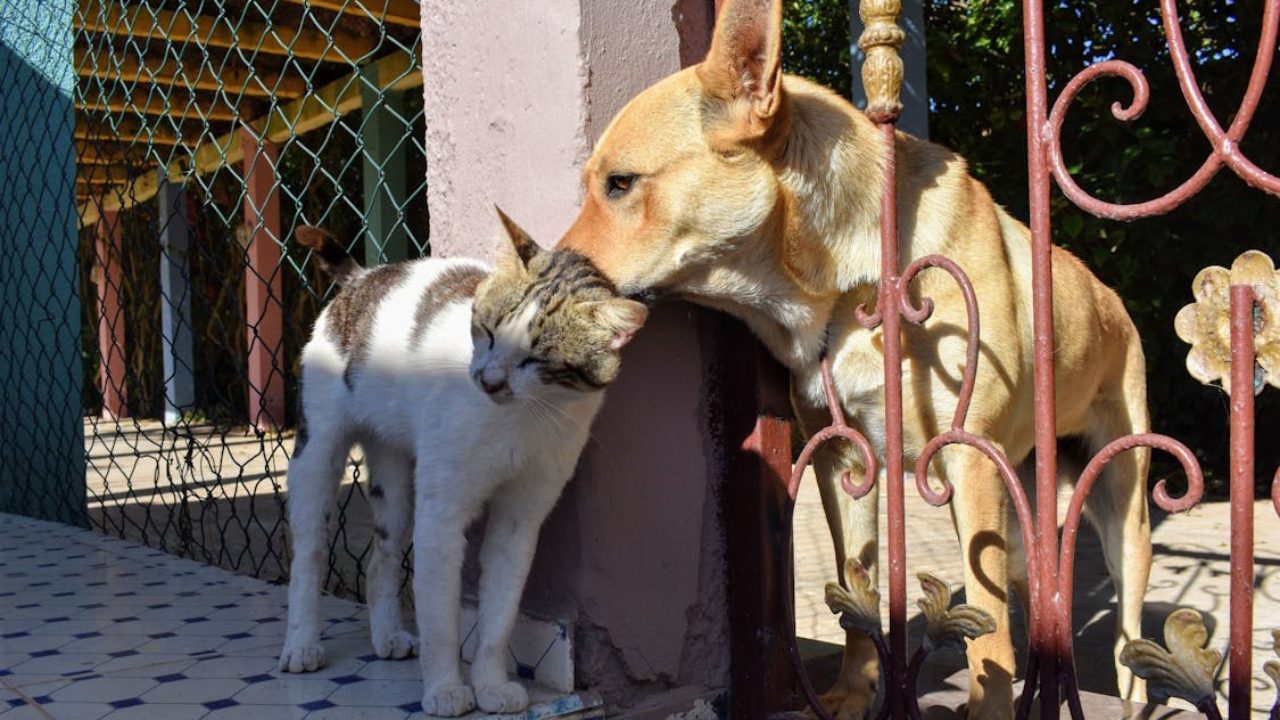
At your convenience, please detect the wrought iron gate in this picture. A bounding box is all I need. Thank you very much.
[763,0,1280,718]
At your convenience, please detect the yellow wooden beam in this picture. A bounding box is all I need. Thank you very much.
[75,117,197,147]
[77,49,422,228]
[79,164,184,228]
[77,166,141,185]
[275,0,421,28]
[76,143,156,166]
[76,48,308,99]
[192,47,421,175]
[77,1,379,63]
[78,91,242,123]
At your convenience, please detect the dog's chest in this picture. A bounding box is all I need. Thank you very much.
[794,333,891,454]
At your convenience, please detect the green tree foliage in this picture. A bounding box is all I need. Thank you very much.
[782,0,1280,496]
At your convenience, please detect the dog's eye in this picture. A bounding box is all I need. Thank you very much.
[605,173,637,199]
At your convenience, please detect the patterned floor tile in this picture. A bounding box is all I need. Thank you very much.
[1,512,597,720]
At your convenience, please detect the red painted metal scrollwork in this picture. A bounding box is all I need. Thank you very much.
[783,0,1278,718]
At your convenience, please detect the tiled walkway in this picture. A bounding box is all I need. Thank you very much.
[0,514,600,720]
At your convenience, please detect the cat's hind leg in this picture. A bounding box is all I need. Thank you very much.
[279,425,350,673]
[363,443,417,660]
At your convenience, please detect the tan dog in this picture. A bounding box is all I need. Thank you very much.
[557,0,1152,717]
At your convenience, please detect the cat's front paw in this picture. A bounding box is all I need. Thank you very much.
[422,683,475,717]
[372,629,417,660]
[277,641,326,673]
[476,680,529,714]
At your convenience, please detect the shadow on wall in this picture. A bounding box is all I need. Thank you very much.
[0,11,88,526]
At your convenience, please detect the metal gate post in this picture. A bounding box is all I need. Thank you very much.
[724,319,796,718]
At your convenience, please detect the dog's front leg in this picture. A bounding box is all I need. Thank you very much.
[814,452,881,720]
[947,453,1015,720]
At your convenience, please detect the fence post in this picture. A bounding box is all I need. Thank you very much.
[240,127,285,432]
[361,64,410,265]
[95,208,128,419]
[157,172,195,425]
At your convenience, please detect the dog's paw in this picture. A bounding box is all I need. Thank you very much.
[372,629,417,660]
[277,642,326,673]
[814,690,874,720]
[476,680,528,714]
[422,683,475,717]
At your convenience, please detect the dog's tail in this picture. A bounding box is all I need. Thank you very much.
[296,226,366,285]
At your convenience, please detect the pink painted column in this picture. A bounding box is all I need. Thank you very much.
[95,209,127,419]
[423,1,727,711]
[241,128,285,432]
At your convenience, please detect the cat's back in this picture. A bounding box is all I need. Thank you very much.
[304,255,490,392]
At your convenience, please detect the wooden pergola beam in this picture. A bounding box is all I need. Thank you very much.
[77,1,379,63]
[78,48,422,228]
[78,91,241,123]
[275,0,421,28]
[77,166,141,185]
[192,47,422,179]
[76,48,307,99]
[75,117,196,148]
[76,143,156,166]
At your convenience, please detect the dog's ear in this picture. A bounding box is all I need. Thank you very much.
[697,0,785,142]
[494,206,541,269]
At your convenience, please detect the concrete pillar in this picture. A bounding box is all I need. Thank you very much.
[157,173,195,425]
[423,0,729,712]
[95,210,128,420]
[0,0,88,524]
[240,128,285,432]
[360,64,411,265]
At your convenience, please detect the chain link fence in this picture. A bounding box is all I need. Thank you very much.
[9,0,431,600]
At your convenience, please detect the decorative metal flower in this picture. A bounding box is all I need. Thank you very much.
[824,559,883,638]
[916,572,996,654]
[1174,250,1280,396]
[1119,608,1221,708]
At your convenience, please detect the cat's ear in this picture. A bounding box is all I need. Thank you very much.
[494,206,541,268]
[591,299,648,350]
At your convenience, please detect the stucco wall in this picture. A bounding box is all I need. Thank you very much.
[421,0,727,709]
[421,0,589,256]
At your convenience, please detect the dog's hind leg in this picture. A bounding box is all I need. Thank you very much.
[364,443,418,661]
[1081,385,1152,702]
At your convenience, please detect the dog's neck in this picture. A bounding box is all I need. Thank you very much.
[682,81,894,371]
[776,81,890,297]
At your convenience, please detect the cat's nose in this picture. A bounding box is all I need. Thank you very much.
[479,377,508,395]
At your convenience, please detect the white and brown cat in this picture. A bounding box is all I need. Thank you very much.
[277,211,646,716]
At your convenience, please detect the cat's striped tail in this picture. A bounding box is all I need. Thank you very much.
[296,226,367,285]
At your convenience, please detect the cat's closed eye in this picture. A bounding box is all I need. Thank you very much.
[517,358,540,369]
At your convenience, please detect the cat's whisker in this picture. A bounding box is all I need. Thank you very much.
[526,396,618,472]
